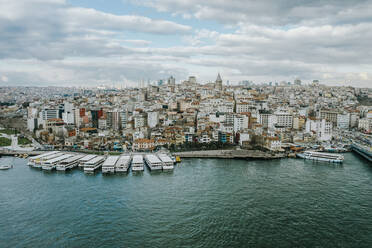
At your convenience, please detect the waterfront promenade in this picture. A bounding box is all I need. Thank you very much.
[174,149,285,159]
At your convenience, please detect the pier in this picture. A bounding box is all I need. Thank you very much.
[351,143,372,162]
[174,149,285,159]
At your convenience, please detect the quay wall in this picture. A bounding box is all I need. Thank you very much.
[174,150,285,159]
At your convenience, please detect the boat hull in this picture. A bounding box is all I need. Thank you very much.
[132,166,144,171]
[102,167,115,174]
[297,153,343,163]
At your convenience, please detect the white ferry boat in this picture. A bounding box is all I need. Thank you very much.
[144,154,163,171]
[83,156,105,173]
[42,154,73,170]
[297,151,344,163]
[27,151,60,167]
[132,155,144,172]
[115,155,131,173]
[102,156,120,174]
[157,154,174,170]
[34,152,63,168]
[56,154,85,171]
[78,155,97,168]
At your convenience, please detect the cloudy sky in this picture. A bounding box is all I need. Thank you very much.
[0,0,371,87]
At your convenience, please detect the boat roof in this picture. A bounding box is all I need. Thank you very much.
[102,156,120,166]
[132,155,143,163]
[61,154,85,163]
[44,154,73,164]
[84,156,104,164]
[145,154,162,163]
[30,151,60,160]
[116,155,131,165]
[157,154,173,163]
[41,152,64,160]
[79,154,97,162]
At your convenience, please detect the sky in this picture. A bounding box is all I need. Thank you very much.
[0,0,371,88]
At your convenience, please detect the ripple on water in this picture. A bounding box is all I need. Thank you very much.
[0,154,371,248]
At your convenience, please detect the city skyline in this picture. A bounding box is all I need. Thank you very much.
[0,0,372,87]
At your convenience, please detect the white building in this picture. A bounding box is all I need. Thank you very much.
[337,113,350,129]
[147,111,159,128]
[306,118,333,141]
[209,113,226,123]
[275,111,293,128]
[42,108,59,120]
[358,118,371,132]
[233,115,249,132]
[239,133,250,146]
[120,111,127,129]
[62,111,74,125]
[134,114,147,129]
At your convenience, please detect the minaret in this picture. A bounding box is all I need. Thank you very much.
[216,73,223,90]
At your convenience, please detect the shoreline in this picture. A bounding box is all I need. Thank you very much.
[0,149,285,160]
[174,149,286,160]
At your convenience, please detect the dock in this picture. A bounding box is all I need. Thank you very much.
[351,143,372,162]
[174,149,285,159]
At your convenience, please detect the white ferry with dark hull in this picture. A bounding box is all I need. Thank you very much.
[131,155,144,172]
[27,151,60,167]
[102,156,120,174]
[297,151,344,163]
[83,156,105,173]
[115,155,131,173]
[144,154,163,171]
[34,152,63,168]
[56,154,85,171]
[157,154,174,170]
[78,155,97,169]
[42,154,73,171]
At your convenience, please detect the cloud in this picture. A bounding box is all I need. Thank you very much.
[0,0,371,88]
[136,0,372,26]
[0,0,191,60]
[123,40,152,46]
[1,75,9,82]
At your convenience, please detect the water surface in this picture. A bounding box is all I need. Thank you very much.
[0,153,371,247]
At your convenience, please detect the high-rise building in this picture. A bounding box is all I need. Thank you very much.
[168,76,175,86]
[41,108,59,120]
[147,111,159,128]
[216,73,222,90]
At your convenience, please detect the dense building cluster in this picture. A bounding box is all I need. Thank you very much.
[1,75,371,152]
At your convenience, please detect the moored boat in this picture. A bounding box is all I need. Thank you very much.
[34,152,63,168]
[115,155,131,173]
[78,155,97,168]
[102,155,120,174]
[132,155,144,172]
[157,153,174,170]
[56,154,85,171]
[27,151,60,167]
[83,156,105,173]
[0,165,13,170]
[297,151,344,163]
[144,154,162,171]
[42,154,73,170]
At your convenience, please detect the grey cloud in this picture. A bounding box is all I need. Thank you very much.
[137,0,372,26]
[0,0,191,60]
